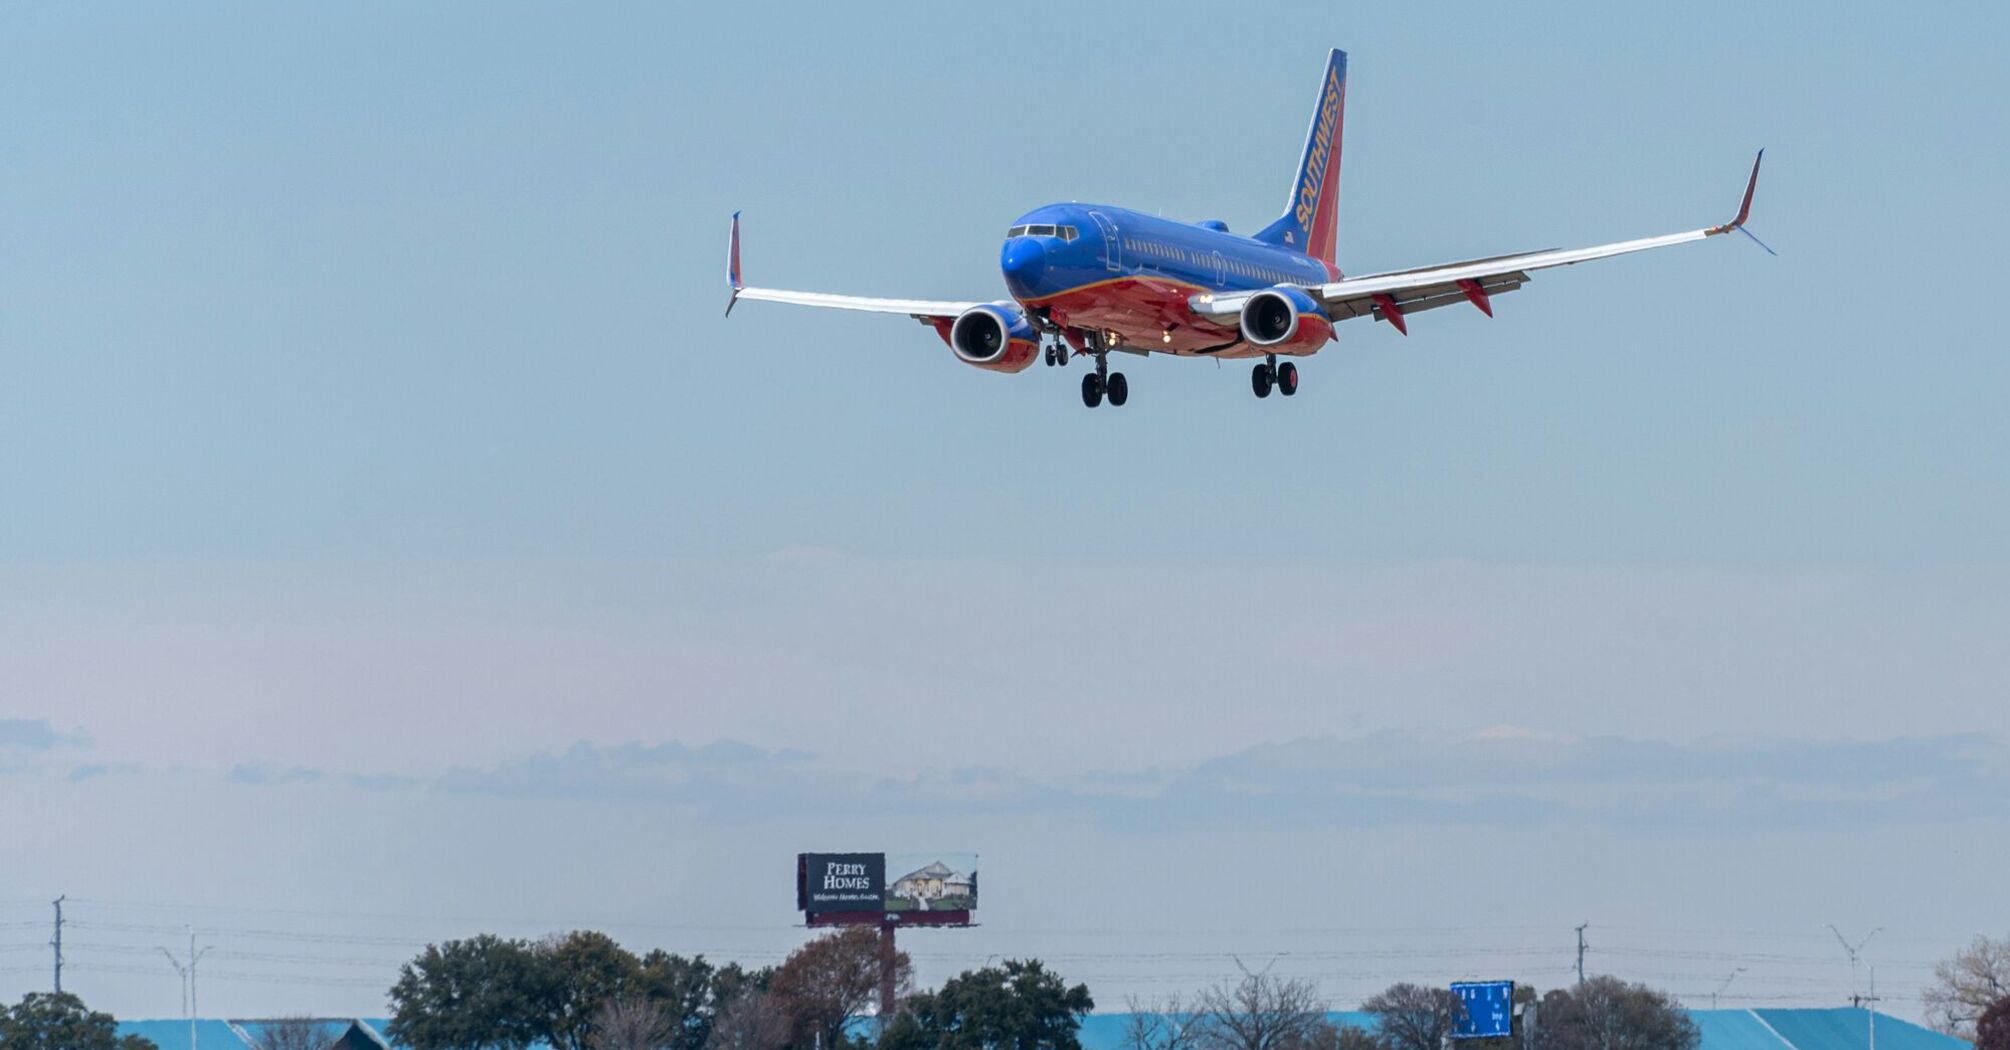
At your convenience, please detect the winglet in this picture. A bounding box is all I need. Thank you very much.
[726,211,744,317]
[1710,150,1765,236]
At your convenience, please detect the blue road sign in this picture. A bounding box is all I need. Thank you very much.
[1451,981,1515,1039]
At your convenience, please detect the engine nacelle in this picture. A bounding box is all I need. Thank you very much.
[1239,286,1334,353]
[944,302,1041,373]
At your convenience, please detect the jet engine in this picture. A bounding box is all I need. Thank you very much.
[947,302,1041,373]
[1239,286,1334,353]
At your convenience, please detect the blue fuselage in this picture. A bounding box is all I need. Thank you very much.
[998,203,1335,306]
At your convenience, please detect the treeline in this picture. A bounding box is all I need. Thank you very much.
[1122,973,1697,1050]
[385,926,909,1050]
[0,992,157,1050]
[386,928,1715,1050]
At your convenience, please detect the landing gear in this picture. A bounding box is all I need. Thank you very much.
[1252,355,1297,399]
[1044,345,1057,367]
[1081,349,1126,408]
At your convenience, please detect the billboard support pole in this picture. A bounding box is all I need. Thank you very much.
[879,922,898,1032]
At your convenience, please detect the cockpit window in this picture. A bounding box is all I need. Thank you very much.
[1006,224,1079,241]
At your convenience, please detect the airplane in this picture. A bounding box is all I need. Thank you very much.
[726,48,1768,409]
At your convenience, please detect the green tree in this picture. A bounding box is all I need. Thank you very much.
[388,934,550,1050]
[0,992,158,1050]
[1535,977,1698,1050]
[542,930,646,1050]
[882,960,1094,1050]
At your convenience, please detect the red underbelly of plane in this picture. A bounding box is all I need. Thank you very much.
[1024,276,1245,356]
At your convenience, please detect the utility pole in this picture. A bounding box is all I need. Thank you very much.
[1824,923,1882,1007]
[50,896,64,994]
[878,923,898,1035]
[159,927,212,1050]
[1575,923,1590,986]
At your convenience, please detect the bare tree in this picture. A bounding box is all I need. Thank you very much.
[251,1018,329,1050]
[1926,935,2010,1039]
[706,990,788,1050]
[1123,994,1206,1050]
[1191,965,1337,1050]
[1536,977,1697,1050]
[766,928,912,1050]
[590,997,677,1050]
[1362,983,1466,1050]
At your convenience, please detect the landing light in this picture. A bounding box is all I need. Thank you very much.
[1162,331,1172,343]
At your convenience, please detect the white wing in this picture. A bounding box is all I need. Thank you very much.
[726,213,978,322]
[1191,151,1769,331]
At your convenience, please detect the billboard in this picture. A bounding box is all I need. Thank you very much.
[1451,981,1515,1040]
[797,852,978,924]
[799,853,886,914]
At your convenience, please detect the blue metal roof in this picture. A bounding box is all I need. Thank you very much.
[117,1018,402,1050]
[1072,1010,1968,1050]
[1751,1008,1973,1050]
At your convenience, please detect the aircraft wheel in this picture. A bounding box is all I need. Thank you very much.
[1056,345,1070,366]
[1044,346,1056,367]
[1081,373,1104,408]
[1251,363,1273,399]
[1277,361,1299,396]
[1106,372,1128,407]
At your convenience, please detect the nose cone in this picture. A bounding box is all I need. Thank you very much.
[1000,236,1047,296]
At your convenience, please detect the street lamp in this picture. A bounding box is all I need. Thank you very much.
[1712,967,1747,1010]
[1824,924,1882,1007]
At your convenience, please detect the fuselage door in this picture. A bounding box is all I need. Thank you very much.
[1210,250,1227,288]
[1088,211,1121,273]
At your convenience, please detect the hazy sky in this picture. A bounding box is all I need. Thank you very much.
[3,0,2008,1026]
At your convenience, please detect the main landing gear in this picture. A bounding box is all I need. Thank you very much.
[1251,355,1298,399]
[1082,351,1127,408]
[1043,341,1071,367]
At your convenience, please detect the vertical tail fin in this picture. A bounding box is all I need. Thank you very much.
[1254,49,1347,265]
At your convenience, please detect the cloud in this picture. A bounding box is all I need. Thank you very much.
[66,762,140,782]
[1099,730,2010,829]
[0,717,89,773]
[409,731,2010,831]
[430,740,1023,820]
[225,762,329,786]
[0,717,86,751]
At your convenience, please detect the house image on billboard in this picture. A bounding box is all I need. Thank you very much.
[887,860,975,910]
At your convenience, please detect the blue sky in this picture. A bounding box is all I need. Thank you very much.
[2,0,2007,1025]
